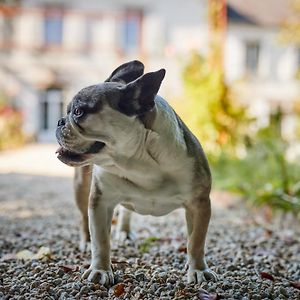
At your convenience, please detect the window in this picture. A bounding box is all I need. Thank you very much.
[245,41,260,75]
[40,88,63,131]
[2,16,14,50]
[120,11,142,54]
[83,18,94,52]
[44,9,63,46]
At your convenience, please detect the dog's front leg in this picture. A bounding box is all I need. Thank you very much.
[185,197,218,283]
[74,166,92,252]
[82,182,115,286]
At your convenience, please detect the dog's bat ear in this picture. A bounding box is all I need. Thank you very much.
[105,60,144,84]
[119,69,166,116]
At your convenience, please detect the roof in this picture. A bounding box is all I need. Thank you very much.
[227,0,294,27]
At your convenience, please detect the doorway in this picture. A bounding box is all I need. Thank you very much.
[38,88,63,142]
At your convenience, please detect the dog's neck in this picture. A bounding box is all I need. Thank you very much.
[106,114,153,159]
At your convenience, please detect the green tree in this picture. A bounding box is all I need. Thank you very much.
[279,0,300,45]
[181,52,250,155]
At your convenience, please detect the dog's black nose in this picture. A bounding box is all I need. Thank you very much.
[57,118,65,127]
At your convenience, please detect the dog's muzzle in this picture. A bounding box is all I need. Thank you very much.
[55,116,105,166]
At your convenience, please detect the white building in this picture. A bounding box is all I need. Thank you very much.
[0,0,208,141]
[225,0,300,135]
[0,0,299,142]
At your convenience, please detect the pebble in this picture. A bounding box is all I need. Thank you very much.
[1,172,299,300]
[135,272,146,281]
[53,278,62,285]
[56,269,65,277]
[39,282,50,290]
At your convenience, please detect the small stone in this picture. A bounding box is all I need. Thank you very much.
[30,281,39,289]
[39,282,50,291]
[72,282,81,290]
[80,286,89,294]
[222,283,231,290]
[33,266,42,274]
[279,287,288,297]
[155,286,165,295]
[60,291,68,299]
[135,272,146,281]
[177,282,185,289]
[56,269,65,277]
[166,277,176,284]
[53,278,62,286]
[70,290,78,296]
[99,291,108,297]
[227,265,236,271]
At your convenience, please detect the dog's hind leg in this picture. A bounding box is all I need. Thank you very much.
[74,165,92,251]
[115,206,134,243]
[185,197,218,283]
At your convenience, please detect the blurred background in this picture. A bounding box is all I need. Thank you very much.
[0,0,299,217]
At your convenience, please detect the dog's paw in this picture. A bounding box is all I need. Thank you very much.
[82,267,114,286]
[188,268,218,283]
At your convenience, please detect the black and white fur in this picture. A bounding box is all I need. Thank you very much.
[56,60,217,285]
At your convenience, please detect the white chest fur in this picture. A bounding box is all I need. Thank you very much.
[92,99,195,216]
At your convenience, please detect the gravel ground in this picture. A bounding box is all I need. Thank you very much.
[0,145,299,299]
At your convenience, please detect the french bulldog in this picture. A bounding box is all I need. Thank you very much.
[56,60,218,285]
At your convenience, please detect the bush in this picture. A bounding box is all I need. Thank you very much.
[178,53,300,216]
[0,103,24,151]
[178,52,251,155]
[211,109,300,217]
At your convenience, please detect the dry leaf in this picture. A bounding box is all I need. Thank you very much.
[177,246,187,253]
[113,283,126,297]
[260,272,275,281]
[59,264,78,273]
[15,247,52,260]
[16,250,35,260]
[111,259,130,265]
[290,281,300,289]
[199,289,219,300]
[34,246,51,259]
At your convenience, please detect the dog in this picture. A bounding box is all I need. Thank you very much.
[56,60,218,286]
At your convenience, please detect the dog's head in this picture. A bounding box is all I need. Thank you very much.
[56,60,165,167]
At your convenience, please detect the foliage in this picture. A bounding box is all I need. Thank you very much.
[279,0,300,46]
[178,52,251,154]
[211,109,300,217]
[0,93,24,151]
[138,236,160,254]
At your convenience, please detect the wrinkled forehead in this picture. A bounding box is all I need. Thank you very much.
[67,82,123,112]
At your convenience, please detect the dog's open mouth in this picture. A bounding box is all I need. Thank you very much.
[55,147,88,163]
[55,141,105,165]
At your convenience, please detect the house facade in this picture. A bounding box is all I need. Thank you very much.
[0,0,299,142]
[0,0,208,141]
[225,0,300,138]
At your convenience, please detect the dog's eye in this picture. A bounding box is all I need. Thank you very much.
[74,108,84,117]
